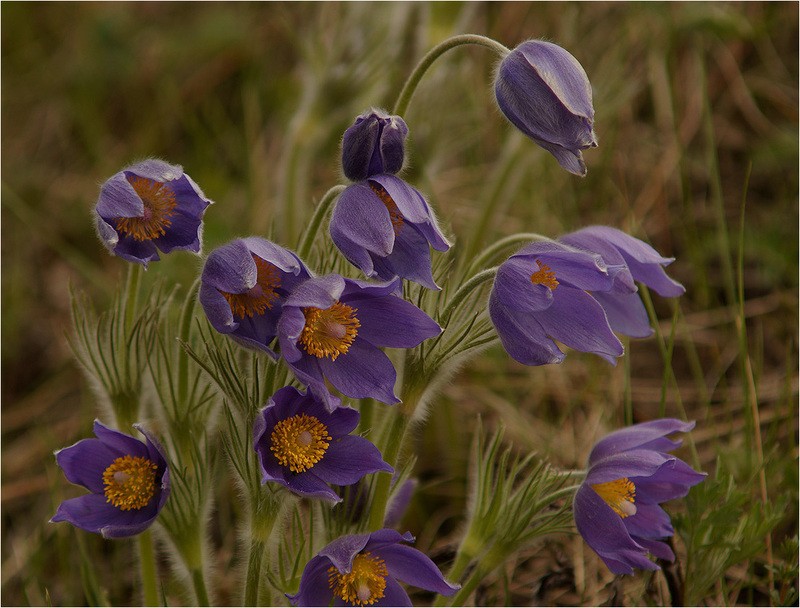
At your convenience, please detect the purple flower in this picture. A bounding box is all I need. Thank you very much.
[341,109,409,181]
[288,529,459,607]
[277,275,441,410]
[559,226,686,338]
[573,419,706,575]
[253,385,392,503]
[95,159,212,266]
[488,240,624,365]
[199,238,311,356]
[330,174,451,289]
[494,40,596,176]
[51,420,170,538]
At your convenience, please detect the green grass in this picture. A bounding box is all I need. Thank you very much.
[2,2,797,606]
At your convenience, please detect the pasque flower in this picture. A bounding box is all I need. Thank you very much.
[341,109,409,181]
[489,240,624,366]
[573,419,706,575]
[559,226,686,338]
[277,275,441,410]
[51,420,170,538]
[200,237,311,355]
[95,159,212,266]
[288,529,459,607]
[253,385,392,503]
[494,40,597,176]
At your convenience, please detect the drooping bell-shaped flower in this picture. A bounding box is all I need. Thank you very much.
[94,159,212,266]
[573,419,706,574]
[559,226,685,338]
[494,40,597,176]
[341,109,409,182]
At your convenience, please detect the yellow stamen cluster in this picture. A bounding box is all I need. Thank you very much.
[300,302,360,360]
[328,552,388,606]
[116,176,178,241]
[530,260,559,290]
[221,255,282,318]
[102,455,158,511]
[270,414,332,473]
[591,477,637,518]
[369,182,404,234]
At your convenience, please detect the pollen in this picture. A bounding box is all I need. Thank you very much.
[591,477,637,518]
[220,255,282,318]
[369,182,404,234]
[102,455,158,511]
[530,260,559,290]
[116,176,178,241]
[328,552,388,606]
[299,302,360,360]
[270,414,332,473]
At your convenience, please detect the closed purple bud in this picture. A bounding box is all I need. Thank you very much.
[342,109,409,181]
[494,40,597,176]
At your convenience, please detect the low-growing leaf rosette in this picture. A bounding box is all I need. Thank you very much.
[253,385,392,503]
[51,420,170,539]
[288,529,460,607]
[573,419,706,574]
[95,159,212,266]
[277,275,441,411]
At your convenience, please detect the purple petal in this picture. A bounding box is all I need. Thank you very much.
[199,283,239,334]
[331,224,378,278]
[588,419,696,464]
[312,435,392,485]
[493,256,554,313]
[515,241,614,292]
[319,339,399,404]
[52,494,158,538]
[342,115,381,181]
[125,159,184,183]
[331,184,395,256]
[375,577,412,607]
[559,228,637,293]
[241,237,307,275]
[585,450,673,486]
[634,537,675,562]
[278,307,307,363]
[384,479,418,528]
[55,439,115,494]
[382,223,440,289]
[170,173,212,217]
[489,295,565,366]
[96,172,145,219]
[112,234,160,267]
[92,420,149,459]
[285,275,346,309]
[344,294,441,348]
[153,208,203,253]
[536,287,623,364]
[622,502,674,539]
[591,291,654,338]
[374,543,460,596]
[320,533,372,573]
[202,240,258,293]
[283,470,342,503]
[633,459,707,503]
[341,276,402,298]
[288,555,335,607]
[369,175,429,225]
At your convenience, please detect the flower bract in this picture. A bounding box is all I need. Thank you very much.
[494,40,597,176]
[288,529,459,607]
[253,385,392,503]
[200,237,311,356]
[489,240,624,365]
[277,275,441,410]
[51,420,170,538]
[341,109,409,181]
[559,225,686,338]
[94,158,212,266]
[573,418,706,574]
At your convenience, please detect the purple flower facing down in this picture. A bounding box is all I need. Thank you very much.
[51,420,170,539]
[559,226,686,338]
[489,240,624,366]
[277,275,441,411]
[288,529,459,607]
[330,174,451,289]
[200,238,311,356]
[573,419,706,575]
[253,386,392,503]
[342,109,409,182]
[95,159,212,266]
[494,40,596,176]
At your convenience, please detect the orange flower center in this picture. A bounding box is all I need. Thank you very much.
[269,414,331,473]
[328,552,388,606]
[299,302,360,360]
[116,176,178,241]
[102,455,158,511]
[369,182,404,234]
[591,477,637,518]
[220,255,282,318]
[530,260,559,290]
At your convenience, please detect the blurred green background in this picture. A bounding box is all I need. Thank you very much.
[2,2,797,606]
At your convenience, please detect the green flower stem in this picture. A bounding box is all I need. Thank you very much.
[177,277,201,407]
[447,545,506,607]
[297,184,346,260]
[191,568,210,607]
[367,409,411,531]
[393,34,509,117]
[123,263,143,333]
[138,530,159,606]
[438,268,497,325]
[465,233,552,277]
[244,506,278,606]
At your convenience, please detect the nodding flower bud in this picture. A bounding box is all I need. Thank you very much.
[341,109,409,181]
[494,40,597,176]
